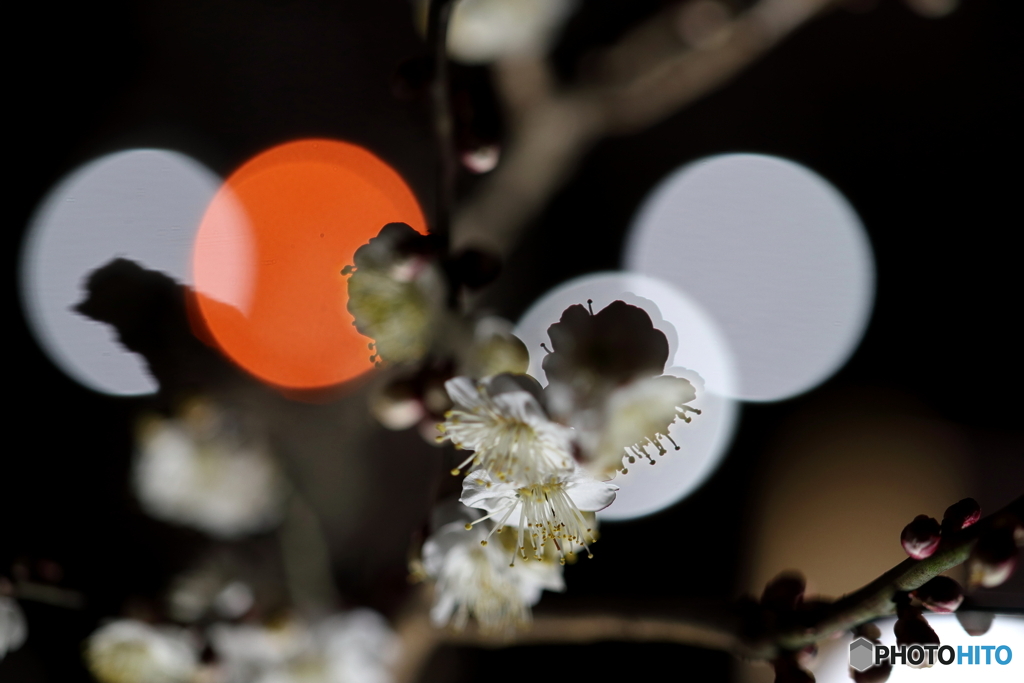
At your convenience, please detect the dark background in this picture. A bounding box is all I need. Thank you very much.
[5,1,1021,681]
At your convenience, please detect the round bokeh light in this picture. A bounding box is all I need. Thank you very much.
[19,149,222,395]
[514,271,738,520]
[192,139,427,390]
[625,153,875,402]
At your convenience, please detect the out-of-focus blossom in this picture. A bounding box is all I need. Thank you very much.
[462,317,529,379]
[168,565,255,623]
[84,620,199,683]
[967,526,1020,589]
[0,596,27,661]
[133,399,287,539]
[209,610,399,683]
[439,374,574,484]
[345,223,446,366]
[422,505,563,633]
[427,0,577,65]
[460,464,617,563]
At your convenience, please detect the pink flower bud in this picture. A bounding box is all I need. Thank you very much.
[761,571,806,610]
[968,527,1019,588]
[912,576,964,613]
[942,498,981,533]
[901,515,941,559]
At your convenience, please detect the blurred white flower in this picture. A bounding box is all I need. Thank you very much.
[0,596,27,661]
[168,566,256,623]
[429,0,577,64]
[460,464,617,563]
[423,506,563,633]
[209,610,399,683]
[439,375,574,484]
[84,620,199,683]
[133,399,286,539]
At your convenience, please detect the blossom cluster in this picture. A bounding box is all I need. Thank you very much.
[414,298,700,633]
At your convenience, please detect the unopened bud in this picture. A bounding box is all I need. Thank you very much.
[968,527,1019,588]
[773,656,815,683]
[942,498,981,533]
[901,515,941,559]
[761,571,806,611]
[461,145,501,174]
[853,622,882,641]
[956,610,995,637]
[894,612,940,648]
[852,663,892,683]
[912,576,963,613]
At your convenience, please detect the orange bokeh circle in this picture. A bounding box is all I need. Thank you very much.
[192,139,426,389]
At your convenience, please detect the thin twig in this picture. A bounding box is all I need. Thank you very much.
[451,0,840,256]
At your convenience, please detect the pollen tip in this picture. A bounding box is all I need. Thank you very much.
[480,540,488,546]
[451,468,461,476]
[464,523,473,530]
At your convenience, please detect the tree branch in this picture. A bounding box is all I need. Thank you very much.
[451,0,840,257]
[393,494,1023,681]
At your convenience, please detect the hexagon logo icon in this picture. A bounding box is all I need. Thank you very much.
[849,637,876,672]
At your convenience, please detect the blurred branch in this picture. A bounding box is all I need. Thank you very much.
[393,494,1024,681]
[451,0,839,257]
[427,0,457,237]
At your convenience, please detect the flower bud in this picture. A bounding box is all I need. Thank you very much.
[955,610,995,637]
[761,571,806,611]
[894,611,940,648]
[852,663,892,683]
[912,576,963,613]
[942,498,981,534]
[901,515,941,559]
[773,656,815,683]
[853,622,882,641]
[968,527,1019,588]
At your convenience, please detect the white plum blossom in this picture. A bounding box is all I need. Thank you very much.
[422,506,564,633]
[84,620,199,683]
[0,596,27,661]
[209,611,399,683]
[133,399,286,539]
[439,375,574,485]
[589,374,700,475]
[460,464,618,564]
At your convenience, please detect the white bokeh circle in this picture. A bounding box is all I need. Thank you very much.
[19,149,226,395]
[514,271,739,520]
[625,153,875,402]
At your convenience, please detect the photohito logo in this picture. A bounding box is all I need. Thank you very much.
[849,637,1013,671]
